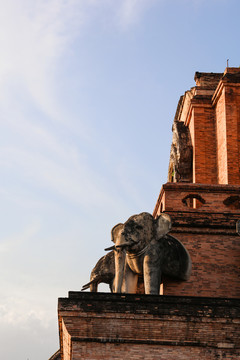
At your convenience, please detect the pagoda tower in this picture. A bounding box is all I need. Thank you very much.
[52,68,240,360]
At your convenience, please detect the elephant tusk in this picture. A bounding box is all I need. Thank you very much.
[81,280,94,291]
[104,245,116,251]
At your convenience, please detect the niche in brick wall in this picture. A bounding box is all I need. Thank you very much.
[223,196,240,210]
[182,194,206,209]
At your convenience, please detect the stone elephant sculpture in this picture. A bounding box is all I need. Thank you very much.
[108,212,191,295]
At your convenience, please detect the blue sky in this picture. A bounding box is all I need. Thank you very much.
[0,0,239,359]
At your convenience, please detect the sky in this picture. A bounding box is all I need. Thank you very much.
[0,0,239,359]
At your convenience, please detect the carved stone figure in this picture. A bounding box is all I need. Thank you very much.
[109,212,191,295]
[81,244,145,293]
[168,121,193,182]
[81,251,115,292]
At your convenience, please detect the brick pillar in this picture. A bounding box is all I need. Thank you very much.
[215,85,228,183]
[189,103,217,184]
[213,68,240,185]
[224,84,240,184]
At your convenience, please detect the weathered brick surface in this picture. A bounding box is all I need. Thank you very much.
[154,183,240,214]
[191,103,218,184]
[58,293,240,360]
[175,67,240,185]
[224,84,240,184]
[153,183,240,298]
[62,320,71,360]
[72,343,240,360]
[215,87,228,184]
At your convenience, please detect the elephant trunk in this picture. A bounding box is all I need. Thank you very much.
[114,249,126,293]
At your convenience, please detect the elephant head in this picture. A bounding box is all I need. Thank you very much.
[108,212,191,294]
[109,212,172,293]
[113,212,172,251]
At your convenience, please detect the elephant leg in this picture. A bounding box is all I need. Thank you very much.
[143,255,162,295]
[114,250,126,293]
[90,281,98,292]
[124,263,138,293]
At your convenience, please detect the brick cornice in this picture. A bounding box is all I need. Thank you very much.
[212,79,240,107]
[161,182,240,193]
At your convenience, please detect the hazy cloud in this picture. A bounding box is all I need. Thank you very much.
[0,0,85,122]
[0,0,157,112]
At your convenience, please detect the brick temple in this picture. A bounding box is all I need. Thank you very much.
[51,68,240,360]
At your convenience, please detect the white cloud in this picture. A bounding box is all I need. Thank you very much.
[0,144,113,207]
[0,0,160,161]
[0,0,157,117]
[0,0,85,122]
[0,299,51,327]
[0,299,58,360]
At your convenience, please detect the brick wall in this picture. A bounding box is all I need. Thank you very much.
[58,292,240,360]
[215,86,228,184]
[72,343,239,360]
[62,319,72,360]
[153,183,240,298]
[175,67,240,186]
[224,84,240,184]
[190,102,217,184]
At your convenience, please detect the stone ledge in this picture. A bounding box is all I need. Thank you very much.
[70,337,211,347]
[59,292,240,317]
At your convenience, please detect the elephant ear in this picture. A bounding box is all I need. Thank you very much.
[155,213,172,239]
[111,223,124,243]
[160,234,192,281]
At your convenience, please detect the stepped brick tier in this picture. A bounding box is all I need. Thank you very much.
[58,292,240,360]
[153,182,240,298]
[168,67,240,185]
